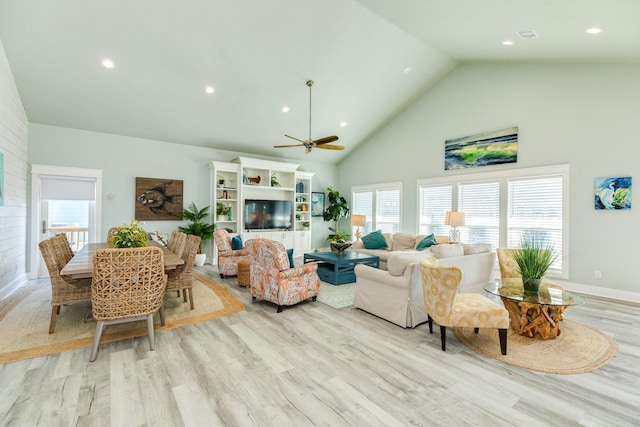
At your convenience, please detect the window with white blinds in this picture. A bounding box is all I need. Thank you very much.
[352,182,402,236]
[416,164,569,278]
[459,181,500,248]
[508,175,564,271]
[418,184,452,236]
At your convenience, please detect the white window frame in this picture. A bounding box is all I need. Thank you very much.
[351,182,403,236]
[417,164,569,279]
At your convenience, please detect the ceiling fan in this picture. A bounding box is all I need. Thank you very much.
[273,80,345,154]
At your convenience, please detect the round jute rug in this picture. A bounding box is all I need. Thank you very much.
[453,320,618,374]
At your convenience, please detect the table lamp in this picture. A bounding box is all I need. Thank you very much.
[445,211,465,244]
[351,214,366,240]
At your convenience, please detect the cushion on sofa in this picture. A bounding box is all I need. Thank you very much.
[387,251,434,276]
[430,244,464,259]
[362,230,388,250]
[392,233,416,251]
[462,243,492,255]
[415,234,437,251]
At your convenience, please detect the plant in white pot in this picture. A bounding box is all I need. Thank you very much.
[178,203,216,266]
[512,232,557,293]
[216,202,230,222]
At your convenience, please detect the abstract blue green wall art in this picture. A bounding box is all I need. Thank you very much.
[594,177,631,210]
[444,126,518,170]
[0,151,4,206]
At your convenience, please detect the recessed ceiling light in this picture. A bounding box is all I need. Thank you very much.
[586,27,603,34]
[340,122,347,127]
[502,40,514,46]
[403,66,413,75]
[282,106,290,113]
[205,86,214,94]
[101,58,114,68]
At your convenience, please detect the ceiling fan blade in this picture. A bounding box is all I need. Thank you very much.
[284,134,306,143]
[273,143,304,148]
[313,135,339,145]
[316,144,345,150]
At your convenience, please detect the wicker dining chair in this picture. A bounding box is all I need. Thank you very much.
[165,234,201,310]
[52,233,74,263]
[167,231,187,256]
[89,246,168,362]
[39,238,92,334]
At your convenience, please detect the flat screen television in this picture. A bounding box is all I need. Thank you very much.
[244,199,292,231]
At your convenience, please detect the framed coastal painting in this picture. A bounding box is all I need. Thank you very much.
[135,177,184,220]
[444,126,518,170]
[311,192,325,217]
[594,177,631,210]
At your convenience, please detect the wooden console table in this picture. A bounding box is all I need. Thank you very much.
[483,279,585,340]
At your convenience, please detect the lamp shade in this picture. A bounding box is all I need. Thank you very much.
[351,214,366,227]
[445,211,465,226]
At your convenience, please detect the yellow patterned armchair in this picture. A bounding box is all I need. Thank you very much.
[420,259,510,355]
[244,238,320,313]
[214,229,248,278]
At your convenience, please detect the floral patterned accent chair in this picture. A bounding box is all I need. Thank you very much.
[214,229,248,278]
[244,238,320,313]
[496,248,521,279]
[420,259,510,355]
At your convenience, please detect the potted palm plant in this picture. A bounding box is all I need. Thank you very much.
[512,232,557,293]
[178,203,216,266]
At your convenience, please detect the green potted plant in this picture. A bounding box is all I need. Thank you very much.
[178,203,217,265]
[322,186,351,252]
[108,220,148,248]
[512,232,557,293]
[216,202,230,221]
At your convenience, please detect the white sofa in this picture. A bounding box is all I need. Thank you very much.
[351,232,449,270]
[353,235,496,328]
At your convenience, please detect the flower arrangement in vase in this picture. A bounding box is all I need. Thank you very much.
[108,220,148,248]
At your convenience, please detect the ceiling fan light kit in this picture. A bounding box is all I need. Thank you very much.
[274,80,345,154]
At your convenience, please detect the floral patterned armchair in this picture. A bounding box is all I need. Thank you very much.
[214,229,249,278]
[244,238,320,312]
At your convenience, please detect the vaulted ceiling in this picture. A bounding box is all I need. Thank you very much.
[1,0,638,164]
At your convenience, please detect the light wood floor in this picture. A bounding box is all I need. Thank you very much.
[1,265,639,426]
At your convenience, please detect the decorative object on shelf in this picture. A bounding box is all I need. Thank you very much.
[302,221,310,229]
[178,202,216,254]
[512,232,557,293]
[221,190,228,199]
[227,206,233,221]
[445,211,465,244]
[323,186,350,245]
[216,202,230,222]
[135,177,183,221]
[218,178,225,187]
[296,181,305,193]
[108,220,148,248]
[445,126,518,170]
[273,80,345,154]
[594,176,631,210]
[242,170,248,184]
[311,192,325,217]
[271,173,280,187]
[351,214,366,240]
[247,175,261,185]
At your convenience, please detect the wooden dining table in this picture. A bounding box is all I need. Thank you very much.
[60,242,184,279]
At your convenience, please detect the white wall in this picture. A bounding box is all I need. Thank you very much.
[27,124,338,260]
[338,63,640,296]
[0,39,28,298]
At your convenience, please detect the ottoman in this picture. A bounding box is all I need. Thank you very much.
[237,259,250,287]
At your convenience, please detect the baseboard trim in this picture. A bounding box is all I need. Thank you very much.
[551,279,640,304]
[0,273,29,301]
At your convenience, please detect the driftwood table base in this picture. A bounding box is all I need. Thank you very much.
[501,298,570,340]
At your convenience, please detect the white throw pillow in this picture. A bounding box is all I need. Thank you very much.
[429,244,464,259]
[392,233,416,251]
[387,251,433,276]
[462,243,492,255]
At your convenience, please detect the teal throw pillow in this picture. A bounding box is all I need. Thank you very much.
[416,233,437,251]
[231,235,243,250]
[286,248,295,268]
[362,230,388,250]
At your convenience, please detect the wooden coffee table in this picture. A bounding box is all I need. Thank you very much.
[303,251,379,285]
[483,279,585,340]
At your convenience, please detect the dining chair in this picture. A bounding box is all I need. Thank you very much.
[167,231,187,256]
[39,238,92,334]
[52,233,74,263]
[107,227,119,239]
[165,234,201,310]
[420,259,510,355]
[89,246,167,362]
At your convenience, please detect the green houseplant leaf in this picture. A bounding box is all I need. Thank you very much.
[511,232,558,279]
[108,220,148,248]
[178,202,216,252]
[322,186,350,242]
